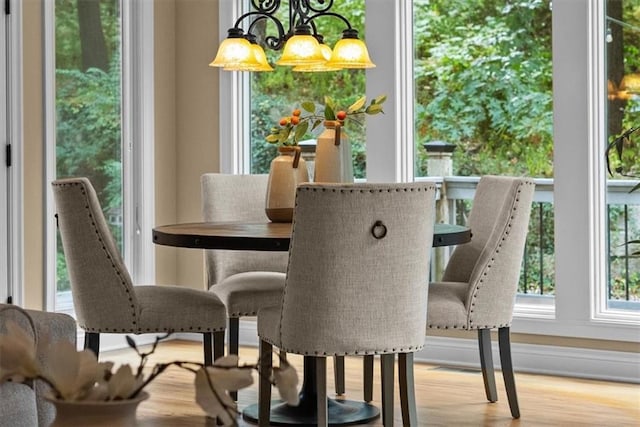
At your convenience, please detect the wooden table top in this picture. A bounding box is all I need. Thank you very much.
[152,221,471,251]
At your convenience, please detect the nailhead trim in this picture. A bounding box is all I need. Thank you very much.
[467,181,533,329]
[229,311,259,317]
[302,185,436,194]
[256,342,425,357]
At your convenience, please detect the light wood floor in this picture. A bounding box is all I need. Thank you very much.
[103,340,639,426]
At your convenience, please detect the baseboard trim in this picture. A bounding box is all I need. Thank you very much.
[417,335,639,384]
[83,331,163,353]
[165,320,640,384]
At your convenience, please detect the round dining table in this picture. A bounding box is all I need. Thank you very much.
[152,221,471,426]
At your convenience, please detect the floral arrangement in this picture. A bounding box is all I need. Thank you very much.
[266,95,387,146]
[0,318,298,427]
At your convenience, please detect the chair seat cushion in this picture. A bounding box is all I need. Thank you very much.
[210,271,286,317]
[427,281,470,330]
[257,304,282,347]
[135,285,227,333]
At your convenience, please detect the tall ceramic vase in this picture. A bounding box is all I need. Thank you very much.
[314,120,354,183]
[266,146,309,222]
[46,392,149,427]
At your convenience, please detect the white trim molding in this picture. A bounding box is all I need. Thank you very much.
[231,320,640,383]
[365,0,414,183]
[43,0,57,309]
[122,0,155,285]
[419,336,639,384]
[218,0,251,174]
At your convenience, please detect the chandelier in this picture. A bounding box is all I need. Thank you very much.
[209,0,375,72]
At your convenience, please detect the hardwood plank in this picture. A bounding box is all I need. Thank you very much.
[103,340,640,426]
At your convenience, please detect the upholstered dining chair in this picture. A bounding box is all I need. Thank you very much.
[201,173,289,399]
[257,182,437,426]
[201,173,288,347]
[427,175,535,419]
[52,177,227,365]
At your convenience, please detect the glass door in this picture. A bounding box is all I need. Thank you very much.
[1,1,8,303]
[53,0,124,314]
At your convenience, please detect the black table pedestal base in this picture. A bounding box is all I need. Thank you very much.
[242,398,380,426]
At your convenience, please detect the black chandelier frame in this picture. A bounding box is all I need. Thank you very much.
[229,0,357,51]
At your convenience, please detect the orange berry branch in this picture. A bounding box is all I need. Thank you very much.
[266,95,387,146]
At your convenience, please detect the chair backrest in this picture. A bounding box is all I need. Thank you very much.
[442,175,535,328]
[52,178,139,331]
[278,182,437,355]
[201,173,287,286]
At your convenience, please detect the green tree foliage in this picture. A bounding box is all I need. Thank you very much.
[55,0,122,291]
[414,0,554,178]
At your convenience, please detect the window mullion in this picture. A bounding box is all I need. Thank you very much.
[365,0,413,183]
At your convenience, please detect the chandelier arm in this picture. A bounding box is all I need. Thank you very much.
[235,12,288,50]
[250,0,281,15]
[299,0,335,15]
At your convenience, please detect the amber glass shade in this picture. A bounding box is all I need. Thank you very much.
[293,43,342,72]
[224,43,273,72]
[326,31,375,69]
[276,34,326,66]
[621,73,640,94]
[209,36,260,68]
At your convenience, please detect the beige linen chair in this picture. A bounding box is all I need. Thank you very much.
[427,175,535,419]
[201,173,288,352]
[201,173,289,400]
[257,182,437,426]
[52,177,226,365]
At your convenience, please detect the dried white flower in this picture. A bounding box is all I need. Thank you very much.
[273,362,300,406]
[0,320,39,382]
[41,341,101,401]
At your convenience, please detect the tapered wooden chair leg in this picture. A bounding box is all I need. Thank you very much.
[213,330,225,361]
[399,353,418,426]
[228,317,240,400]
[84,332,100,357]
[229,317,240,356]
[316,357,328,427]
[380,354,395,426]
[203,332,213,366]
[363,355,374,402]
[258,340,273,427]
[334,355,345,395]
[499,327,520,419]
[478,329,498,402]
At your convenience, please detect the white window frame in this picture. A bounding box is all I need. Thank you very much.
[219,0,639,343]
[43,0,155,310]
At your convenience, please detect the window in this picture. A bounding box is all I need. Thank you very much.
[604,0,640,314]
[2,0,23,305]
[1,0,8,303]
[221,0,640,342]
[53,0,124,313]
[412,0,556,313]
[246,0,368,178]
[44,0,155,314]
